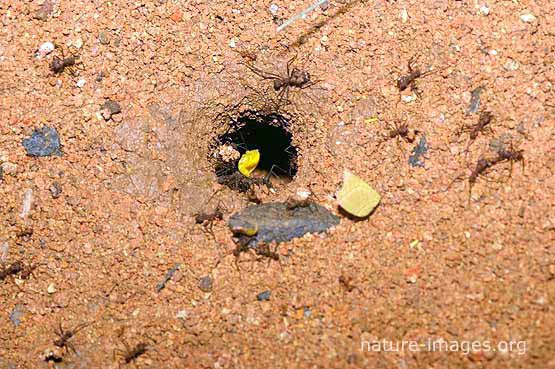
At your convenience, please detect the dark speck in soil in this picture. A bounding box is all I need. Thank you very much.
[409,135,428,167]
[198,276,213,292]
[103,100,121,115]
[228,202,339,248]
[467,86,485,115]
[9,304,26,327]
[155,263,181,292]
[22,127,62,157]
[257,290,271,301]
[50,182,62,199]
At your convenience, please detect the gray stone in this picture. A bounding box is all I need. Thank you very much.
[22,127,62,157]
[229,202,339,247]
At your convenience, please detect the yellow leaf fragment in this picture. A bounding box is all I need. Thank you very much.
[238,149,260,177]
[337,170,380,218]
[365,116,379,124]
[409,239,420,248]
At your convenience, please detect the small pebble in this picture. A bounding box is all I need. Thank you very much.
[103,100,121,115]
[2,162,17,176]
[36,41,55,58]
[198,276,213,292]
[257,290,271,301]
[19,189,33,219]
[9,304,26,327]
[22,126,62,157]
[409,135,428,167]
[98,31,111,45]
[175,310,188,320]
[34,0,54,21]
[479,5,490,16]
[504,58,520,71]
[229,38,236,48]
[0,241,8,262]
[170,8,183,22]
[467,86,484,114]
[100,108,112,121]
[400,8,408,23]
[47,283,57,294]
[402,94,416,103]
[50,182,62,199]
[73,38,83,49]
[520,13,537,23]
[269,4,279,15]
[100,100,121,121]
[76,78,86,88]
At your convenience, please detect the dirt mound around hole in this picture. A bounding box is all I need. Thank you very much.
[109,84,307,215]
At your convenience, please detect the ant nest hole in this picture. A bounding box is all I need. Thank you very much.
[210,110,299,192]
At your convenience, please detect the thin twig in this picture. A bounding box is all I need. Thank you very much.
[277,0,329,32]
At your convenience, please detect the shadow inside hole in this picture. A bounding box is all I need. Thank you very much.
[213,111,298,190]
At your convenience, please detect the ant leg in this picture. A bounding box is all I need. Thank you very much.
[263,165,277,184]
[238,132,249,151]
[467,181,474,206]
[411,82,423,99]
[284,145,297,157]
[509,159,514,179]
[244,62,282,80]
[407,54,419,73]
[286,54,298,76]
[58,45,66,60]
[275,86,288,109]
[56,322,64,337]
[205,221,216,240]
[68,341,77,354]
[299,79,321,90]
[463,138,473,161]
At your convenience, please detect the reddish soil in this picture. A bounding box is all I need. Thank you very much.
[1,0,554,368]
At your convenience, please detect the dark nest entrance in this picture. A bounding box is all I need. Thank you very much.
[212,110,298,192]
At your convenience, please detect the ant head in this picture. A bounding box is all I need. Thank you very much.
[50,57,64,73]
[291,69,310,84]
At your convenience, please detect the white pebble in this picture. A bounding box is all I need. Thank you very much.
[504,58,520,71]
[269,4,279,15]
[76,78,86,88]
[176,310,188,319]
[37,41,55,58]
[489,49,498,56]
[479,5,490,16]
[402,94,416,103]
[400,8,409,23]
[0,241,8,262]
[296,189,311,200]
[19,189,33,219]
[47,283,57,294]
[520,13,537,23]
[229,38,236,48]
[73,38,83,49]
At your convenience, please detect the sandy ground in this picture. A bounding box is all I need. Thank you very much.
[1,0,555,368]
